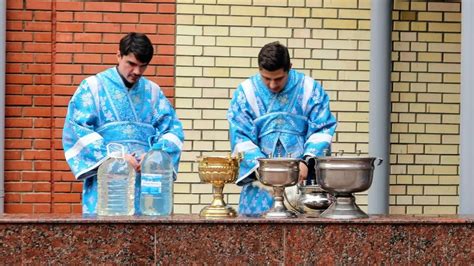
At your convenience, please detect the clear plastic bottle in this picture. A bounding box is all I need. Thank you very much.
[97,143,136,216]
[140,149,173,216]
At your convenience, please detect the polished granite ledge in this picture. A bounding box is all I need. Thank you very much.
[1,214,473,264]
[1,213,473,224]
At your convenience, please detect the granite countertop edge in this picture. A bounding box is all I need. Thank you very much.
[0,214,473,224]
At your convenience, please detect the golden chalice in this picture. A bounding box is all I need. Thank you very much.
[197,155,240,218]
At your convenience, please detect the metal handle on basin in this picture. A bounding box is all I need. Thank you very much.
[374,158,383,166]
[255,167,261,179]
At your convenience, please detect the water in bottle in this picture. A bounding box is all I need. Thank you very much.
[97,143,136,216]
[140,149,173,216]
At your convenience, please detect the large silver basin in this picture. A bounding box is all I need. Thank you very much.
[257,158,300,187]
[316,157,382,194]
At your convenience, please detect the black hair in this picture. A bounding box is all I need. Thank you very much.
[258,41,291,72]
[119,32,154,64]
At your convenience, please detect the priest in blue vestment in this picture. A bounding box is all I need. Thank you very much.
[62,33,184,215]
[227,41,337,216]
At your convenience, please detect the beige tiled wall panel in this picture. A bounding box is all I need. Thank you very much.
[391,0,460,215]
[173,0,461,215]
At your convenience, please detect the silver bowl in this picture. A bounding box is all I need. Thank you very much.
[256,157,300,218]
[316,156,382,219]
[316,157,380,194]
[257,157,300,187]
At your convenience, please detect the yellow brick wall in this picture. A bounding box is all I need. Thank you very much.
[174,0,461,215]
[390,0,460,215]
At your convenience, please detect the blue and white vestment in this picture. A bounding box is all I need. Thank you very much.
[62,67,184,214]
[227,69,337,216]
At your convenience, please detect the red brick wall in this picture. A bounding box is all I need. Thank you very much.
[4,0,176,213]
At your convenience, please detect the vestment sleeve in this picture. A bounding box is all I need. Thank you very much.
[303,81,337,157]
[62,78,107,179]
[227,86,266,185]
[149,84,184,179]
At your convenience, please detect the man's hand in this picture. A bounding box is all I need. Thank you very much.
[124,153,141,172]
[299,161,308,183]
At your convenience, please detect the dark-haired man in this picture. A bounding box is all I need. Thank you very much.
[63,32,184,214]
[227,41,337,216]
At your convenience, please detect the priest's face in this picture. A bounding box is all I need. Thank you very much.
[116,51,148,84]
[259,68,289,93]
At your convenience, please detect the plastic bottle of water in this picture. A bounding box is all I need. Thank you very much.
[140,149,173,216]
[97,143,136,216]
